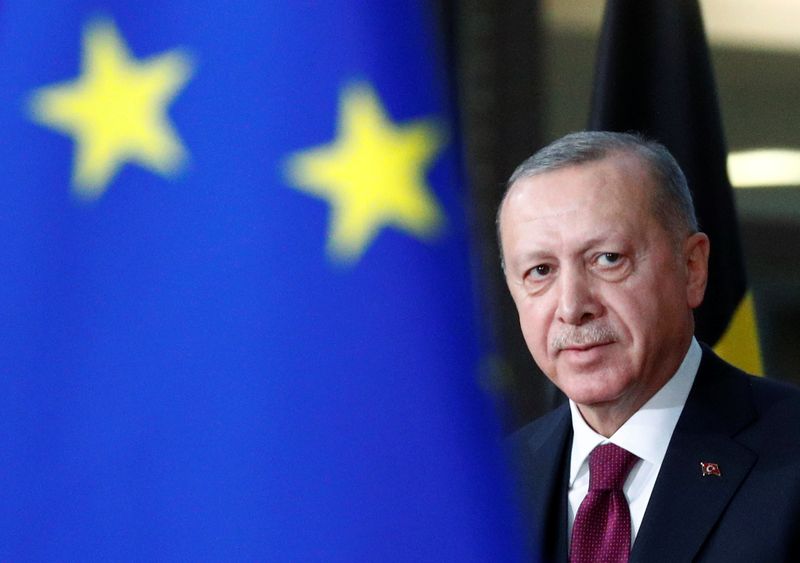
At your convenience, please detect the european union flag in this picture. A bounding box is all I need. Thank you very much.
[1,1,525,560]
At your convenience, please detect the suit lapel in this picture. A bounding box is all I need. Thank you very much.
[630,348,758,562]
[512,405,572,562]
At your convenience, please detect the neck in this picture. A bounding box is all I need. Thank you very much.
[577,400,639,438]
[576,333,695,438]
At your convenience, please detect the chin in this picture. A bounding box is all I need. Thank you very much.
[554,369,630,407]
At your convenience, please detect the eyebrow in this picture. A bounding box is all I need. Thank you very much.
[508,233,629,270]
[507,250,551,275]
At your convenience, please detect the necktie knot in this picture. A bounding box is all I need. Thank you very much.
[588,443,639,491]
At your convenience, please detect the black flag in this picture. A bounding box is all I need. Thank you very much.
[589,0,762,373]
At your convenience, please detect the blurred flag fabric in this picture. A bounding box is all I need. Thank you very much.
[588,0,763,374]
[0,2,526,560]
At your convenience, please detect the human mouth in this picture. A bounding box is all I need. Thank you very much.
[556,341,615,365]
[551,325,618,353]
[560,342,611,352]
[559,341,613,354]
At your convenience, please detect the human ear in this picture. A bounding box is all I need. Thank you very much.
[685,232,710,309]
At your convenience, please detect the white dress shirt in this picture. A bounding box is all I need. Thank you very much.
[566,337,702,547]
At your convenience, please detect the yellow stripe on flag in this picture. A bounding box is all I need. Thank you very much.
[713,291,764,376]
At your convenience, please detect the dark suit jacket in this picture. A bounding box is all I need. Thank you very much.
[507,345,800,562]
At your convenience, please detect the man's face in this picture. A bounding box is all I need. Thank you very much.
[499,154,708,412]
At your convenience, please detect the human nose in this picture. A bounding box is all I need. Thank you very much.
[555,266,601,325]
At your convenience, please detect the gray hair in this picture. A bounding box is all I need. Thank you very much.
[497,131,699,267]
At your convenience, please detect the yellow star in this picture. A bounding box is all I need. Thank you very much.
[28,18,194,200]
[286,83,447,263]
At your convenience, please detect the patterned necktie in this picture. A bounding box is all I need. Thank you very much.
[570,443,639,563]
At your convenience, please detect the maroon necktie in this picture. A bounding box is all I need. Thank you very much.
[570,443,639,563]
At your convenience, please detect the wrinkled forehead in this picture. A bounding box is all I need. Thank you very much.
[500,153,657,227]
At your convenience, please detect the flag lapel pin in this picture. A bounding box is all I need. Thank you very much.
[700,462,722,477]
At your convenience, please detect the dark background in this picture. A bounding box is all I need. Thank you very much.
[436,1,800,432]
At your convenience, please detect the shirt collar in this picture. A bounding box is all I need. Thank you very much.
[568,337,702,486]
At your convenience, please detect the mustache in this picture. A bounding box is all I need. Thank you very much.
[550,324,619,351]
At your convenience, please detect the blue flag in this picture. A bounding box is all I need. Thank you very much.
[1,1,525,560]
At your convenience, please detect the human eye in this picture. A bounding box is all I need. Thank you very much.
[596,252,622,267]
[592,251,631,281]
[527,263,552,279]
[521,263,554,294]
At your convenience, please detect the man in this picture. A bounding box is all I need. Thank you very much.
[499,131,800,562]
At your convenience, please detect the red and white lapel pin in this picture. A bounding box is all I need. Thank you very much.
[700,462,722,477]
